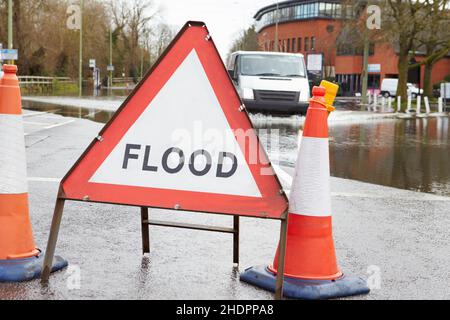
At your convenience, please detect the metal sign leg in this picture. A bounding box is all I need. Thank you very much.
[141,207,150,254]
[233,216,240,266]
[275,215,289,300]
[41,195,66,282]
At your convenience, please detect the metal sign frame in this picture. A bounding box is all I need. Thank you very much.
[41,21,290,300]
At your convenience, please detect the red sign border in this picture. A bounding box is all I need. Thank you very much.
[59,21,288,219]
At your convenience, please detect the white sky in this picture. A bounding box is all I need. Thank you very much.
[154,0,275,57]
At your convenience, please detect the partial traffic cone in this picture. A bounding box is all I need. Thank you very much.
[241,86,370,299]
[0,65,67,282]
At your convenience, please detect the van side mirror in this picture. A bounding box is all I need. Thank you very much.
[228,69,236,80]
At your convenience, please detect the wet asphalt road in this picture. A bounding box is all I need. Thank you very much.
[0,110,449,299]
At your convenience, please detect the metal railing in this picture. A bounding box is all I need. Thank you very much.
[18,76,74,85]
[18,76,77,95]
[112,77,135,84]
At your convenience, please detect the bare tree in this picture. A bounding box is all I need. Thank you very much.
[384,0,428,104]
[0,0,169,80]
[152,22,175,58]
[110,0,156,81]
[228,25,259,60]
[415,0,450,96]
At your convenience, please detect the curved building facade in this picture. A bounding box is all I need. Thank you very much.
[254,0,450,95]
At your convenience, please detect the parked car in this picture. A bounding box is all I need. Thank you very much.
[380,78,423,98]
[227,51,310,115]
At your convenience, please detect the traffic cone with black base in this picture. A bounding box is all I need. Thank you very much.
[240,86,370,299]
[0,65,68,282]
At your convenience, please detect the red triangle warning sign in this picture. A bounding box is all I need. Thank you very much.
[61,21,288,219]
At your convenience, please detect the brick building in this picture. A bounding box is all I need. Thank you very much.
[254,0,450,95]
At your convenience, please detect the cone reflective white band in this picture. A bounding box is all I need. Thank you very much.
[0,114,28,194]
[289,136,331,217]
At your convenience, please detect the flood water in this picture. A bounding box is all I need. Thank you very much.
[22,100,450,197]
[257,117,450,197]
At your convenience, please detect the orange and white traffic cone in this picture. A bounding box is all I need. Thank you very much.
[0,65,67,282]
[241,86,369,299]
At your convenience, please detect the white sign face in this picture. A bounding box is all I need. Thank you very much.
[89,59,96,68]
[0,49,18,60]
[368,64,381,73]
[307,54,323,72]
[107,65,115,71]
[90,50,262,198]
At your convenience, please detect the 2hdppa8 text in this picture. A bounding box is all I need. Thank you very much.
[176,304,274,317]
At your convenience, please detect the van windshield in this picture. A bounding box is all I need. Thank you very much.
[238,54,306,78]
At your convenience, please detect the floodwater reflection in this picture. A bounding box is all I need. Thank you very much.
[330,118,449,196]
[257,117,450,197]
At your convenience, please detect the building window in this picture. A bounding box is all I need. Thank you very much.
[311,36,316,51]
[297,37,302,52]
[292,38,296,52]
[287,38,291,52]
[335,3,342,17]
[304,37,309,51]
[255,2,358,32]
[325,3,333,17]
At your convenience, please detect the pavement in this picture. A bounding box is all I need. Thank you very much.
[0,109,449,300]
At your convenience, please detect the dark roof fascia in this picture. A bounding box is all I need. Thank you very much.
[254,0,341,19]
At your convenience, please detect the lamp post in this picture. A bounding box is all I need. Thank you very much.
[140,36,144,80]
[7,0,13,64]
[361,37,369,107]
[109,28,113,90]
[274,2,279,52]
[78,0,84,97]
[361,2,381,108]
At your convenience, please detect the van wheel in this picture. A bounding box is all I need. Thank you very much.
[382,92,390,98]
[411,93,417,99]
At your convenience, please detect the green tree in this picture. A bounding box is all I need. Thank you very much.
[228,25,259,58]
[384,0,449,107]
[415,0,450,97]
[0,0,168,82]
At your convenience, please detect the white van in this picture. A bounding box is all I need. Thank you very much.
[380,78,423,98]
[227,51,310,115]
